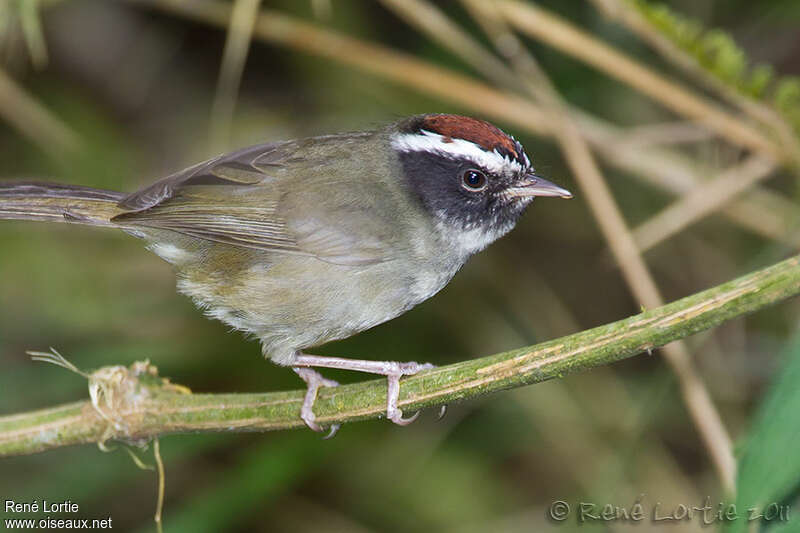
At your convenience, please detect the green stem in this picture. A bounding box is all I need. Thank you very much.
[2,254,800,457]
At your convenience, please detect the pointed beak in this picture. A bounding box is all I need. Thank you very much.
[506,174,573,199]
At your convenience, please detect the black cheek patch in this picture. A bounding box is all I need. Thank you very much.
[397,151,494,230]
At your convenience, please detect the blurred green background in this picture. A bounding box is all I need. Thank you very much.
[2,1,800,531]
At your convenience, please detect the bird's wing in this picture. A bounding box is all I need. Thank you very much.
[113,141,395,265]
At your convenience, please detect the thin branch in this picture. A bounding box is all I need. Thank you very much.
[554,116,738,493]
[633,155,778,252]
[587,0,768,121]
[2,253,799,457]
[587,0,800,166]
[208,0,262,153]
[0,67,80,156]
[379,0,522,92]
[577,112,800,247]
[612,121,715,147]
[136,0,554,135]
[19,0,49,68]
[497,0,784,161]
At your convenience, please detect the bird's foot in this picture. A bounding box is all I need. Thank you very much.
[293,354,434,427]
[383,361,435,425]
[293,367,340,438]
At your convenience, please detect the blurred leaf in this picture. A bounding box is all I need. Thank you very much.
[726,333,800,533]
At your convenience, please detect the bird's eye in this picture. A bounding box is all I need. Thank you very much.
[461,169,487,191]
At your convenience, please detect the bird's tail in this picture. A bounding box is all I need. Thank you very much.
[0,181,126,227]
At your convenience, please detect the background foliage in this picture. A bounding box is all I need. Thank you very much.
[2,0,800,531]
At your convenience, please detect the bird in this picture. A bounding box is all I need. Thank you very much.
[0,113,572,434]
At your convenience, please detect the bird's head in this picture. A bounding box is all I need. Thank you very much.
[391,114,572,256]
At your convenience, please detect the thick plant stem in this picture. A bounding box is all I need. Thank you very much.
[2,254,800,457]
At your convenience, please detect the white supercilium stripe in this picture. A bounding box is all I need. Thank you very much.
[391,130,527,175]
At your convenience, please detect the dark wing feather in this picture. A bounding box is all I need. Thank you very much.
[117,142,288,212]
[113,140,393,265]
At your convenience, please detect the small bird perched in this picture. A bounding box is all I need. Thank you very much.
[0,114,571,434]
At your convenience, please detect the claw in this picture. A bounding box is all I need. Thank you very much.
[437,405,447,420]
[389,409,421,425]
[302,413,322,432]
[322,424,341,440]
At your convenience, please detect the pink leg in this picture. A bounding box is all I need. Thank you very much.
[293,354,434,426]
[293,367,340,438]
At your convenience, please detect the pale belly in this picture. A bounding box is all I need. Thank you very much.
[169,245,462,365]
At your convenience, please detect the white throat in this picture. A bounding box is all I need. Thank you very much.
[435,215,515,259]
